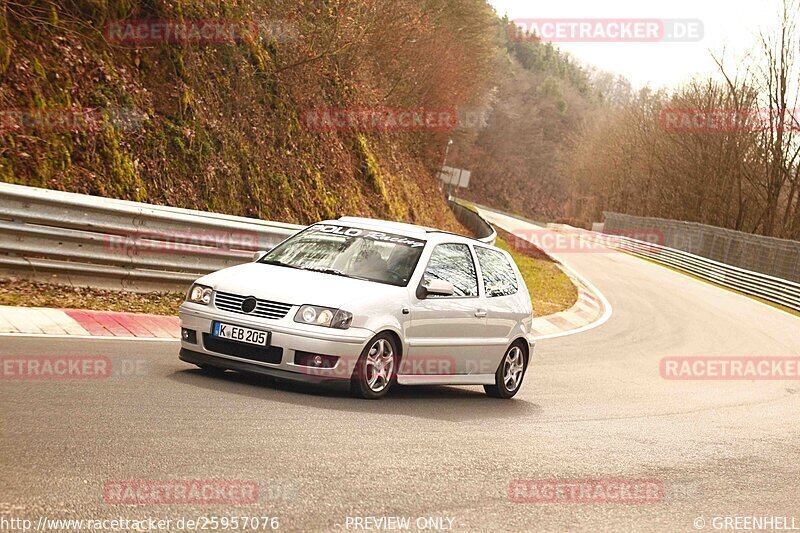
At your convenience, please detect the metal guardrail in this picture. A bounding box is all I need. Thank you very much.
[551,224,800,312]
[604,212,800,283]
[0,184,499,291]
[10,182,788,310]
[448,198,497,245]
[456,198,548,229]
[0,182,303,290]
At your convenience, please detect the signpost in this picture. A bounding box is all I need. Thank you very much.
[439,166,471,194]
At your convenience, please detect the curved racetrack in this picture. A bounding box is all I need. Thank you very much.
[1,208,799,531]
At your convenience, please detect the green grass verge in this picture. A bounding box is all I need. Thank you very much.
[494,232,578,317]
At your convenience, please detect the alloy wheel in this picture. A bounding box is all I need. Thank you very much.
[503,346,524,392]
[365,338,395,393]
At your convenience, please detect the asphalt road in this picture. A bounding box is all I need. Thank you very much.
[2,209,800,532]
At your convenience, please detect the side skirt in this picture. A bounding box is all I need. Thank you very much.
[397,374,496,386]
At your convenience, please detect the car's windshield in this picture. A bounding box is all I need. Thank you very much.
[261,224,426,286]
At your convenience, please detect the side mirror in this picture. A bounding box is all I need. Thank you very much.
[253,250,268,262]
[419,278,455,298]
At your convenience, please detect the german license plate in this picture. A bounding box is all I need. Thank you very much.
[212,322,269,346]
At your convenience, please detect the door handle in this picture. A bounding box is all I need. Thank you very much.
[474,309,487,318]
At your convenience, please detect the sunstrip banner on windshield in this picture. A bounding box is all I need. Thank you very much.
[309,225,426,248]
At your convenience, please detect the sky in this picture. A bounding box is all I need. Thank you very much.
[488,0,785,90]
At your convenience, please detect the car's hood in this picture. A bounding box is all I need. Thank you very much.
[196,262,404,309]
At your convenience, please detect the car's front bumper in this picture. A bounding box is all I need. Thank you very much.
[179,304,374,384]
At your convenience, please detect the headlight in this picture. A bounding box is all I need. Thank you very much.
[187,283,213,305]
[294,305,353,329]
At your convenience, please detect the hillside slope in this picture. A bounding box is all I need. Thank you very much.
[451,18,615,225]
[0,1,495,231]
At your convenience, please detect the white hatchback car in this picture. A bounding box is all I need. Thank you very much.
[179,217,534,399]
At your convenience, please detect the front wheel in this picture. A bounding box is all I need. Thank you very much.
[350,333,398,399]
[484,343,526,399]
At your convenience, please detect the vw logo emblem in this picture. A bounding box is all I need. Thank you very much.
[241,297,257,314]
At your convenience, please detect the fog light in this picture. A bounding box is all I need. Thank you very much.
[294,351,339,368]
[181,328,197,344]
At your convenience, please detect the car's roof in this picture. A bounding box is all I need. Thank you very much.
[316,216,492,247]
[336,217,433,235]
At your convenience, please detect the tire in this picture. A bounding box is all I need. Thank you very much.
[484,343,527,399]
[350,333,398,399]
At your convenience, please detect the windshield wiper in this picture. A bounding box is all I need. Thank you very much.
[300,266,347,276]
[300,267,371,281]
[260,259,299,269]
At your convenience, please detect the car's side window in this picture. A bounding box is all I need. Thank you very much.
[475,247,518,297]
[423,243,479,297]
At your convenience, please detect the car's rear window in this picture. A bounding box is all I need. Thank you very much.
[476,247,518,297]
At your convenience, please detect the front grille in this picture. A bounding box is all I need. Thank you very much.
[213,291,293,320]
[203,334,283,364]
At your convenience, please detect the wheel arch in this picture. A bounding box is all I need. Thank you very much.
[377,328,404,362]
[511,337,530,368]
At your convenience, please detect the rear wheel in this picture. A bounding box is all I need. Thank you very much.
[351,333,398,399]
[484,343,526,399]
